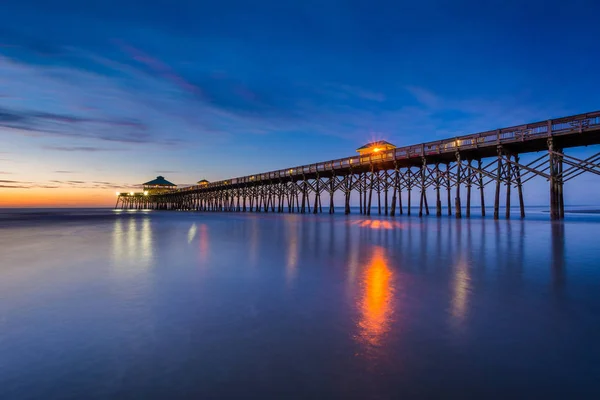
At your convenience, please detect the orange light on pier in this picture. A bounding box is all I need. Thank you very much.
[356,140,396,156]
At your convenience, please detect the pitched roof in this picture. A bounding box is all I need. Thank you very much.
[143,176,176,186]
[356,140,396,151]
[197,179,209,184]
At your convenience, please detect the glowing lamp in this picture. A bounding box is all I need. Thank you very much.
[373,147,381,152]
[116,192,120,196]
[129,192,134,196]
[144,191,149,196]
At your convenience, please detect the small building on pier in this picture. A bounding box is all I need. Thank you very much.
[143,176,177,194]
[197,179,209,186]
[356,140,396,155]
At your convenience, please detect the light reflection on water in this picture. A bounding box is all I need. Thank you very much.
[111,216,153,270]
[1,210,600,398]
[357,246,394,349]
[286,221,299,285]
[450,256,470,326]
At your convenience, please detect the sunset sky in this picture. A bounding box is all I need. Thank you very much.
[1,0,599,207]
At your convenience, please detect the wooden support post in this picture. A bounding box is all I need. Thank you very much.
[455,152,462,219]
[301,180,307,214]
[435,163,442,217]
[313,177,319,214]
[264,190,269,213]
[407,168,412,216]
[548,139,563,220]
[466,160,472,218]
[377,185,382,216]
[358,173,363,215]
[506,155,512,219]
[398,171,403,215]
[558,151,564,219]
[363,173,367,215]
[345,174,353,215]
[494,147,502,220]
[329,177,335,214]
[446,163,452,216]
[367,169,374,216]
[514,155,525,218]
[319,184,323,213]
[478,159,485,217]
[390,166,398,217]
[384,171,389,216]
[419,162,425,217]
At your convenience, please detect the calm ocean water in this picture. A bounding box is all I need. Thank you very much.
[1,208,600,399]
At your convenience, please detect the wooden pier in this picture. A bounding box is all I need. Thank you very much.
[116,110,600,220]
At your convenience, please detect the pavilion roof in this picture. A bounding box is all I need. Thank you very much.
[356,140,396,151]
[143,176,176,186]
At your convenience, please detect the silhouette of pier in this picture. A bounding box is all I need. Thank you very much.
[116,110,600,220]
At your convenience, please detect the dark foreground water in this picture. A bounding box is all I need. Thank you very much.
[1,208,600,399]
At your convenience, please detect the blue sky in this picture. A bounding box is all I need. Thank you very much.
[0,0,599,205]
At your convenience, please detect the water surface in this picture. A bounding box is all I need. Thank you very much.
[1,209,599,398]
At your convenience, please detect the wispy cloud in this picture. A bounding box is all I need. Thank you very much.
[115,40,203,97]
[406,86,442,109]
[0,177,141,190]
[54,170,77,173]
[0,28,574,157]
[0,184,30,189]
[43,145,127,152]
[0,179,30,183]
[0,179,31,188]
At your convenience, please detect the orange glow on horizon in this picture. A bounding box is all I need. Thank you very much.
[357,246,395,347]
[0,188,119,208]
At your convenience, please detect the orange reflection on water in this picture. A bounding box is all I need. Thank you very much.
[357,246,395,347]
[351,219,403,230]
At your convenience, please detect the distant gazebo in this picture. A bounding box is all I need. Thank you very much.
[356,140,396,156]
[143,176,177,194]
[197,179,209,186]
